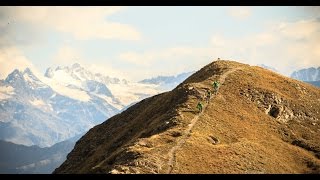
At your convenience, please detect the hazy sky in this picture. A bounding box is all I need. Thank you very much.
[0,6,320,81]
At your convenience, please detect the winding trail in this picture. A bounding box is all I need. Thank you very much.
[166,67,241,174]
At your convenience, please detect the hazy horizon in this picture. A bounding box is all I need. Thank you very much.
[1,6,320,81]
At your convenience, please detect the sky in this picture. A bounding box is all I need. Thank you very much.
[0,6,320,81]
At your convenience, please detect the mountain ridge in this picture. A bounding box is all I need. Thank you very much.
[54,60,320,174]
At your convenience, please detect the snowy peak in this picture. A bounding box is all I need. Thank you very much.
[4,68,48,91]
[71,63,81,69]
[23,68,47,88]
[5,69,24,84]
[43,63,120,101]
[44,67,54,78]
[5,68,39,83]
[45,63,127,85]
[23,68,34,76]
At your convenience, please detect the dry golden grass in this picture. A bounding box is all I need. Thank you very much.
[54,60,320,174]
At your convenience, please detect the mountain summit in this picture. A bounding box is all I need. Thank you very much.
[54,60,320,174]
[44,63,127,85]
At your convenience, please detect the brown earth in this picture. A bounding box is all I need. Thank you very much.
[54,60,320,174]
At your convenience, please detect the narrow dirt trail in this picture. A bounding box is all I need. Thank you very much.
[166,67,241,174]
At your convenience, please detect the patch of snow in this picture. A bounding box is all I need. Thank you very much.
[72,70,87,81]
[92,93,124,110]
[108,83,160,106]
[0,85,15,94]
[50,70,82,88]
[23,73,47,88]
[23,73,33,81]
[0,93,11,100]
[50,93,56,99]
[0,85,15,100]
[29,98,46,106]
[40,77,91,102]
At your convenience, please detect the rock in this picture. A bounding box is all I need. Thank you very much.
[312,123,316,126]
[265,105,271,114]
[138,141,147,146]
[109,169,121,174]
[171,131,182,137]
[208,136,220,145]
[269,105,283,118]
[288,109,294,118]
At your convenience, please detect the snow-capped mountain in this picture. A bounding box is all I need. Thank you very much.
[291,67,320,81]
[0,67,119,147]
[43,63,160,108]
[44,63,127,85]
[0,63,195,173]
[139,71,194,91]
[0,63,165,148]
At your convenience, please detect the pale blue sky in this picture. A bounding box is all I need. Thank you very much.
[1,6,319,81]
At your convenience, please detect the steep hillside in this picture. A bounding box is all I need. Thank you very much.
[54,60,320,174]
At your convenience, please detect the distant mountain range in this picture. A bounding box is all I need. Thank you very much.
[291,67,320,82]
[291,67,320,87]
[0,66,120,147]
[0,64,177,148]
[0,63,193,174]
[0,134,82,174]
[139,71,195,91]
[255,65,320,88]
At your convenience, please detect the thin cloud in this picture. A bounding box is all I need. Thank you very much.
[86,63,128,81]
[0,47,39,79]
[208,18,320,76]
[53,45,83,66]
[117,46,214,80]
[228,7,251,20]
[1,6,141,41]
[117,17,320,80]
